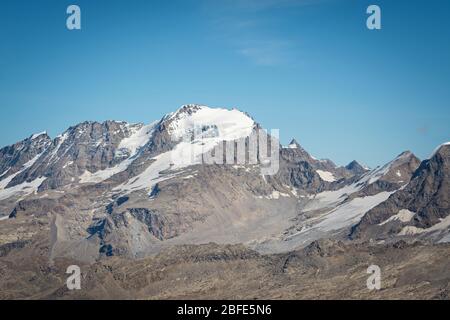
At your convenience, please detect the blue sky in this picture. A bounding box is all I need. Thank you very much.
[0,0,449,167]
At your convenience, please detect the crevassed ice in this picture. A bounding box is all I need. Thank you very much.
[168,106,255,142]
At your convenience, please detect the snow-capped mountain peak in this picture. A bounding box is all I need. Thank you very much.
[288,138,300,149]
[167,104,205,120]
[345,160,369,175]
[430,141,450,159]
[164,105,256,142]
[1,105,448,274]
[30,131,48,140]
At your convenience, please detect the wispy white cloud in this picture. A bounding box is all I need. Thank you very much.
[223,0,326,11]
[237,40,296,66]
[200,0,325,66]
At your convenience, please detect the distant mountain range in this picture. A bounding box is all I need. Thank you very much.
[0,105,448,299]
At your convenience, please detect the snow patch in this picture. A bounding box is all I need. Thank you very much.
[0,169,9,179]
[378,209,415,226]
[31,131,47,140]
[285,191,396,244]
[116,122,157,158]
[49,132,69,162]
[398,226,424,236]
[255,190,290,200]
[267,191,290,199]
[63,161,74,169]
[309,191,394,232]
[0,177,46,201]
[316,170,336,182]
[290,187,298,197]
[80,122,157,184]
[305,182,362,212]
[79,158,131,184]
[399,215,450,236]
[0,152,44,190]
[23,153,44,169]
[0,151,47,200]
[113,148,181,194]
[438,233,450,244]
[358,152,412,186]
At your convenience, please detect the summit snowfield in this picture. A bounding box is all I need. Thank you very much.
[0,105,448,264]
[0,105,256,200]
[166,105,255,142]
[113,105,256,194]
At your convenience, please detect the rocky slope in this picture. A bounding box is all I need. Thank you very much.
[0,239,449,300]
[0,105,362,262]
[351,143,450,243]
[0,104,448,273]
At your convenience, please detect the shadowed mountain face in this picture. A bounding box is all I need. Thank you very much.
[0,133,52,180]
[0,105,449,299]
[345,160,369,176]
[1,121,143,192]
[349,151,421,198]
[351,144,450,242]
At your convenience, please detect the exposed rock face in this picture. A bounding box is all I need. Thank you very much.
[0,133,51,177]
[351,144,450,242]
[0,120,143,192]
[275,139,365,191]
[376,151,421,184]
[345,160,368,175]
[273,150,324,192]
[0,106,295,260]
[0,105,448,267]
[282,139,316,163]
[350,151,421,198]
[1,239,449,300]
[0,105,449,300]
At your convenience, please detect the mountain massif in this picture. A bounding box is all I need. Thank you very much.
[0,105,448,299]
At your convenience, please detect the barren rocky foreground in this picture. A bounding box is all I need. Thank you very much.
[1,237,449,300]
